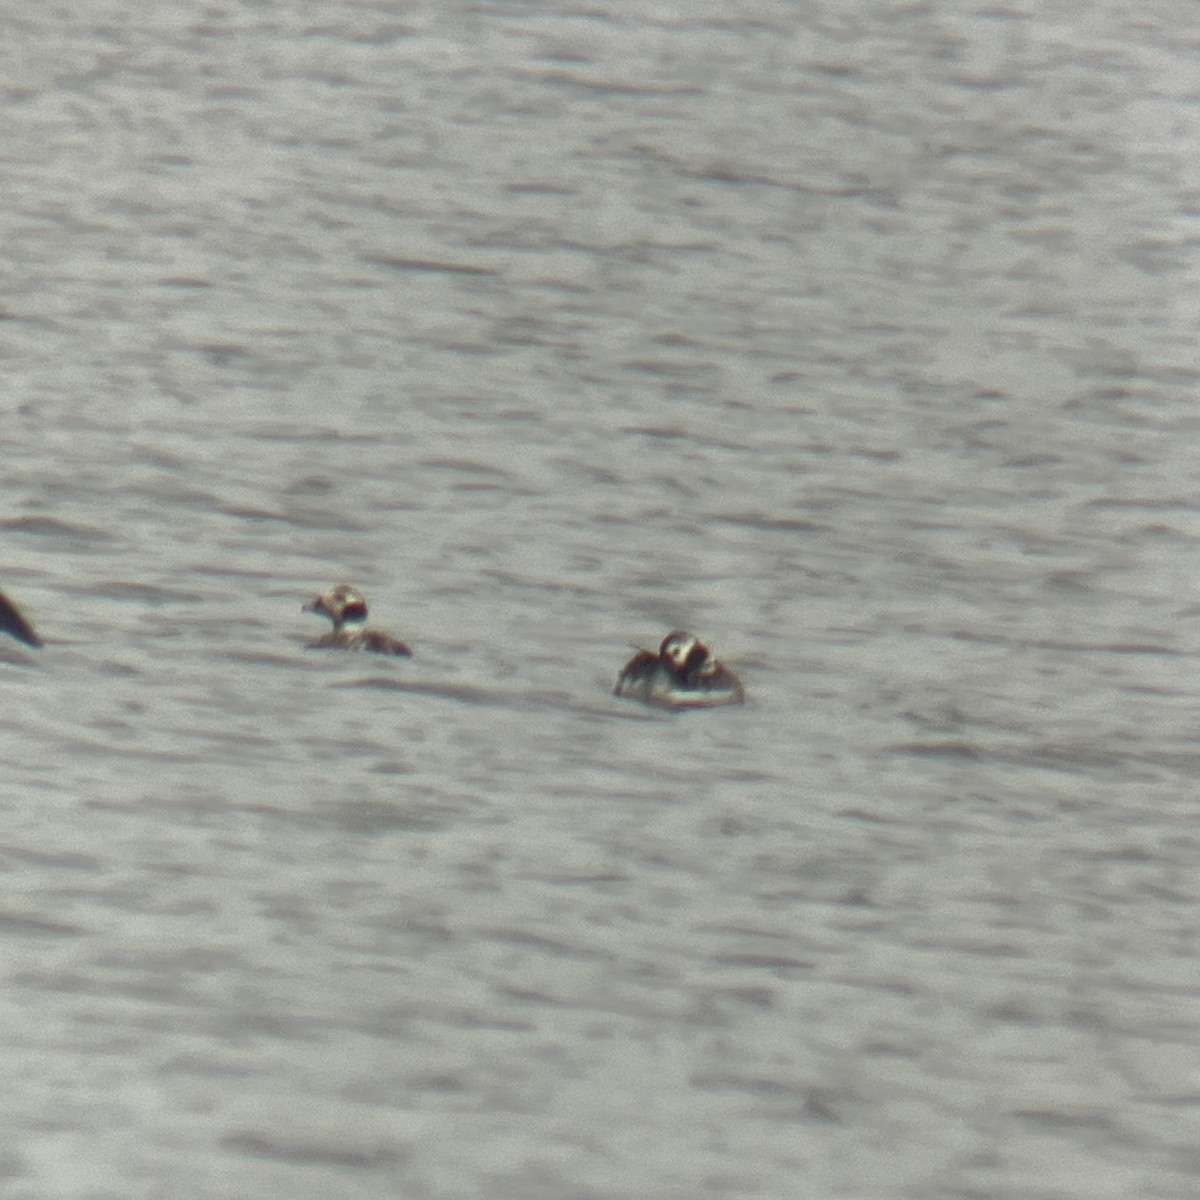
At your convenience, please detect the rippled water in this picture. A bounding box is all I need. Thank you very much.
[2,3,1199,1197]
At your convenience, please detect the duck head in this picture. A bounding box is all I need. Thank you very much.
[303,584,369,631]
[659,630,710,679]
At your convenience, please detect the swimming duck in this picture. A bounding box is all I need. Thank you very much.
[0,589,41,649]
[614,630,744,709]
[302,584,412,656]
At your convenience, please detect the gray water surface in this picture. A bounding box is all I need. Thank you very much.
[2,3,1199,1198]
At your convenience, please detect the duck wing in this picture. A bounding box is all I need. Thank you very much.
[0,589,41,648]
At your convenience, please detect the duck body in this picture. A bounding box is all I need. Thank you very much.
[614,630,744,709]
[302,584,411,656]
[0,589,41,649]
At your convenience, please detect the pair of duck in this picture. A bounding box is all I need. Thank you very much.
[0,583,745,710]
[303,584,745,709]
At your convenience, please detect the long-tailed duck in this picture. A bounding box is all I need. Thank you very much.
[302,584,412,656]
[0,589,41,649]
[614,630,744,709]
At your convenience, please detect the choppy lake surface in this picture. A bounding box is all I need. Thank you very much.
[2,3,1199,1197]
